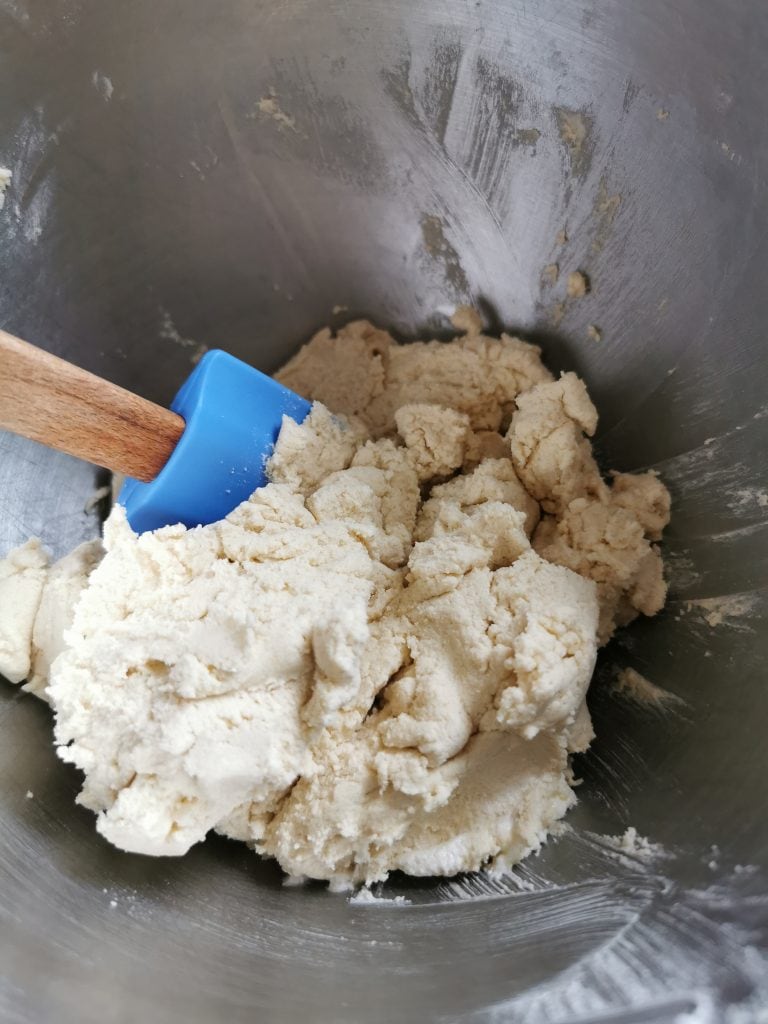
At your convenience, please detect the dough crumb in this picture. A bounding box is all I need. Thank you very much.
[256,89,299,133]
[0,166,11,210]
[606,826,663,862]
[281,874,309,888]
[349,887,410,906]
[450,305,483,335]
[656,108,670,121]
[587,324,602,343]
[566,270,590,298]
[25,790,34,799]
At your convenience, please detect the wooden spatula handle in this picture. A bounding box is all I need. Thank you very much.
[0,330,185,482]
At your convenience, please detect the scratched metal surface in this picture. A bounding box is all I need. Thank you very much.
[0,1,767,1021]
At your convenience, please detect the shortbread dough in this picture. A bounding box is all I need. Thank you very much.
[0,311,670,886]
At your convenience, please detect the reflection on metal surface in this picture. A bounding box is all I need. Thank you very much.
[0,0,767,1021]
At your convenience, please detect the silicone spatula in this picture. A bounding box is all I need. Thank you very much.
[0,329,311,533]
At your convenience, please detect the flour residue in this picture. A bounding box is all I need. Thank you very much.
[547,299,566,327]
[91,71,114,102]
[435,868,548,903]
[10,111,56,243]
[540,262,559,288]
[718,140,743,167]
[255,89,301,134]
[553,106,594,179]
[590,176,622,255]
[604,826,665,864]
[728,487,768,512]
[614,667,687,711]
[343,826,768,1019]
[684,593,759,630]
[663,549,701,592]
[451,845,768,1022]
[419,213,470,293]
[158,308,208,365]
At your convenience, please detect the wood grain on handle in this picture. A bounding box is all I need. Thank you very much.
[0,330,185,482]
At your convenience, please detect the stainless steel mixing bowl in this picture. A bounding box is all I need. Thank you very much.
[1,2,767,1021]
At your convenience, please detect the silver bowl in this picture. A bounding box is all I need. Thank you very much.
[1,2,766,1021]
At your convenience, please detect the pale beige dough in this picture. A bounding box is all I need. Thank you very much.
[276,310,552,437]
[0,311,670,886]
[0,539,49,685]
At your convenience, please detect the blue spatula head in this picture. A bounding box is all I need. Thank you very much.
[119,350,311,533]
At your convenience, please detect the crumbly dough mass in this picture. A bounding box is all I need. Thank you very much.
[0,311,670,886]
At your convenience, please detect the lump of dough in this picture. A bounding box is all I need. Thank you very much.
[28,540,103,699]
[508,375,670,642]
[0,539,103,698]
[508,372,606,515]
[43,396,601,878]
[394,403,470,481]
[267,403,363,496]
[534,499,667,643]
[4,310,670,886]
[265,728,577,887]
[0,539,49,684]
[609,470,671,541]
[416,458,540,541]
[277,319,552,437]
[274,321,393,435]
[263,516,598,885]
[381,508,532,765]
[308,438,420,569]
[48,413,402,858]
[463,429,513,470]
[480,551,598,739]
